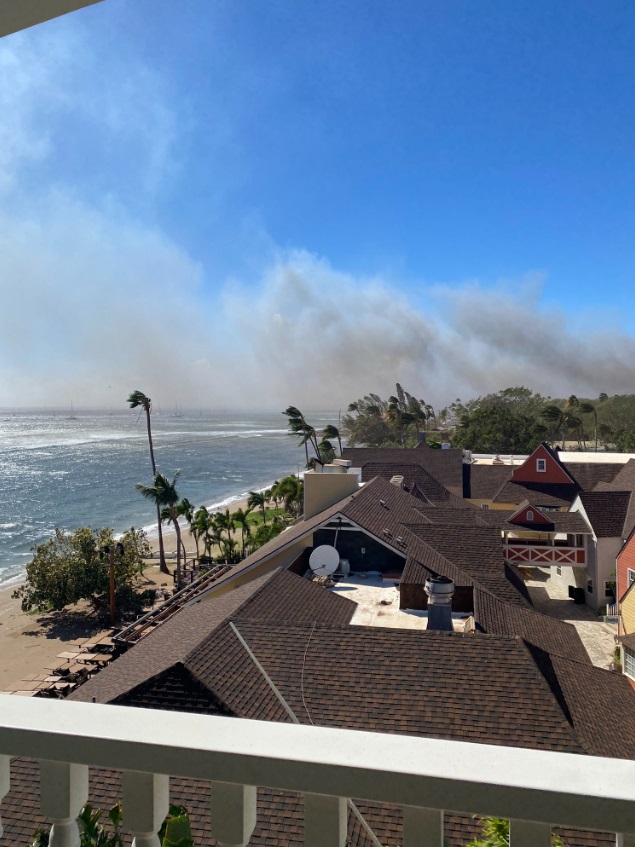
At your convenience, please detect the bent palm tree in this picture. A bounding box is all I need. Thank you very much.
[136,473,183,588]
[322,424,343,455]
[128,390,169,575]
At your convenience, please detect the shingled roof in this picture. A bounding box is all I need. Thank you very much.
[402,523,531,607]
[473,587,590,663]
[71,568,356,707]
[341,446,464,496]
[577,491,632,538]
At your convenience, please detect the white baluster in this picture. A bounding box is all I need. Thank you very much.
[0,755,10,839]
[616,835,635,847]
[304,794,347,847]
[509,819,551,847]
[122,771,169,847]
[210,781,256,847]
[39,761,88,847]
[403,806,443,847]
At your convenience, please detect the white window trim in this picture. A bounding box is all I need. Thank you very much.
[536,459,547,472]
[628,568,635,585]
[526,510,534,521]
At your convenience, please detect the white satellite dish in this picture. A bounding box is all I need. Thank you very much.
[309,544,340,576]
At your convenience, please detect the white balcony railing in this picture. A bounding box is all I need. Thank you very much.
[1,697,634,847]
[504,543,586,567]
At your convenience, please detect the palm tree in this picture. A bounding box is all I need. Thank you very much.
[247,490,268,525]
[322,424,343,455]
[579,402,598,451]
[232,507,253,556]
[269,481,281,511]
[276,475,304,517]
[214,509,236,562]
[191,506,211,560]
[283,406,323,468]
[128,390,169,575]
[136,473,183,587]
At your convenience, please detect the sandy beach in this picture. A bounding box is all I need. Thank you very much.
[0,495,256,692]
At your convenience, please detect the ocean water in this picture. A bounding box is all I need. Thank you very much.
[0,409,334,587]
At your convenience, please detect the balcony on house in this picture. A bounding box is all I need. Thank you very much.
[503,532,587,568]
[1,698,634,847]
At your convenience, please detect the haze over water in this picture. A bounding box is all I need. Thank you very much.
[0,409,330,587]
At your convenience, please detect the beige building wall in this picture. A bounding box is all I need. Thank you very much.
[304,469,358,520]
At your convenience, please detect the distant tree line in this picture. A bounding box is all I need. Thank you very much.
[337,384,635,454]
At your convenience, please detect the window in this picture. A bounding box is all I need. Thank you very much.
[556,565,562,577]
[628,568,635,586]
[526,510,534,521]
[481,504,490,511]
[625,647,635,681]
[536,458,547,472]
[587,579,593,594]
[605,581,616,598]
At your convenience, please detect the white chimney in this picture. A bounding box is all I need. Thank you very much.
[424,576,455,632]
[390,475,405,489]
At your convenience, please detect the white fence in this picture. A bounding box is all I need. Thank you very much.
[0,698,634,846]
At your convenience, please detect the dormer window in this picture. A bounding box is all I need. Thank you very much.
[526,510,534,521]
[536,459,546,472]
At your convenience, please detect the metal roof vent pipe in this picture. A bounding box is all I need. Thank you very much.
[424,576,455,632]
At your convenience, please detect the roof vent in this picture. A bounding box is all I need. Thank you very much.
[425,576,454,632]
[390,475,405,489]
[379,499,388,508]
[383,528,392,537]
[395,535,404,545]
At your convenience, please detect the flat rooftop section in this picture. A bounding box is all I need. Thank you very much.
[329,574,471,631]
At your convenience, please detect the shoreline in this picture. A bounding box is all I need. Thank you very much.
[0,475,295,692]
[0,475,294,591]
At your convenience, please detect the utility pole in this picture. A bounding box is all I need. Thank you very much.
[101,542,124,627]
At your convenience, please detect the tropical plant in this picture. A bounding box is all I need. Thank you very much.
[282,406,324,468]
[136,473,184,588]
[232,506,253,556]
[13,527,151,616]
[32,803,192,847]
[466,816,564,847]
[127,390,169,575]
[322,424,343,455]
[247,490,269,524]
[275,475,304,517]
[191,506,211,559]
[249,514,287,552]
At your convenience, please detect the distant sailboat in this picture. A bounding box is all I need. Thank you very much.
[68,402,77,420]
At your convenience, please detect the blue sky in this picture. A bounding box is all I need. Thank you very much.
[1,1,635,409]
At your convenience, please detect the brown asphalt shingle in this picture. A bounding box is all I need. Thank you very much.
[577,491,632,538]
[473,588,590,664]
[71,569,356,706]
[341,446,465,496]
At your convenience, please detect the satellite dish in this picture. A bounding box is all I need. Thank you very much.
[309,545,340,577]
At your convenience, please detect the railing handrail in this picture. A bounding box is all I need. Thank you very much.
[1,698,634,833]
